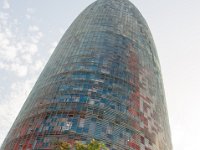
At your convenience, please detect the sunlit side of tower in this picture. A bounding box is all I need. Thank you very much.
[1,0,172,149]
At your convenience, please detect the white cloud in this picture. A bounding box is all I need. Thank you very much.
[3,0,10,9]
[49,41,58,54]
[52,41,58,47]
[0,12,9,20]
[28,25,39,32]
[30,31,43,43]
[59,28,65,34]
[0,13,45,77]
[27,8,35,14]
[25,14,31,19]
[25,8,35,20]
[28,60,45,75]
[34,60,45,71]
[0,62,9,70]
[11,64,28,77]
[26,43,38,54]
[21,53,32,64]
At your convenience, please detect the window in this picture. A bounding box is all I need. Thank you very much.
[79,118,85,128]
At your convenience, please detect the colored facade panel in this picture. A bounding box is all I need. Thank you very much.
[1,0,172,150]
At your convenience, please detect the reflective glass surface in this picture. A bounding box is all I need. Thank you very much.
[1,0,172,149]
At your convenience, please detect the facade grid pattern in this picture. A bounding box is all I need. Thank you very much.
[1,0,172,150]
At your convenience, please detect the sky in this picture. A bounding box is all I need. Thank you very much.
[0,0,200,149]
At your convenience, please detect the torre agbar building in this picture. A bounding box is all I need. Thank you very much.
[1,0,172,149]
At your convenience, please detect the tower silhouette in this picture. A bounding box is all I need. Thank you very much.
[1,0,172,149]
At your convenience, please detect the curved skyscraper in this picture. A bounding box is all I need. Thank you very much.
[1,0,172,149]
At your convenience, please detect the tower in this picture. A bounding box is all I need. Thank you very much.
[1,0,172,149]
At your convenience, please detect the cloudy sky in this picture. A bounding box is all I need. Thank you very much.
[0,0,200,149]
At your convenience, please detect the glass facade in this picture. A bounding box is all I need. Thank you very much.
[1,0,172,149]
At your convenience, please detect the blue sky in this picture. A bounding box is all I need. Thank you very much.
[0,0,200,149]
